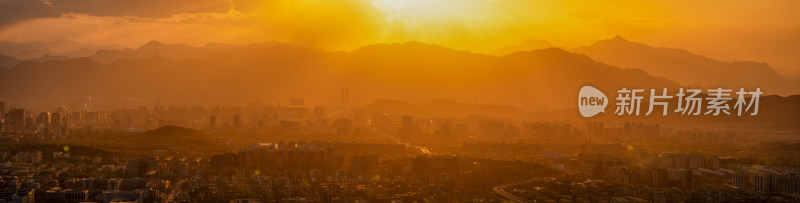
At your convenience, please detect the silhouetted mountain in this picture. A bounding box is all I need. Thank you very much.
[0,39,122,60]
[27,54,73,63]
[90,41,208,63]
[364,99,428,115]
[493,48,680,106]
[92,125,227,155]
[0,41,679,109]
[573,36,799,95]
[89,41,315,63]
[0,53,18,68]
[492,39,553,56]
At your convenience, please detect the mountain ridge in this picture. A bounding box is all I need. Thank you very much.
[572,36,797,95]
[0,40,680,109]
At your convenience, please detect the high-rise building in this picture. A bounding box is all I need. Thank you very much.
[233,115,242,128]
[5,108,25,131]
[333,118,352,136]
[61,115,69,138]
[209,115,216,129]
[0,101,5,119]
[688,155,705,169]
[653,168,669,187]
[44,188,88,202]
[398,115,421,137]
[31,151,42,164]
[37,112,51,139]
[709,155,720,169]
[127,158,140,177]
[674,154,689,169]
[290,98,305,107]
[177,162,189,177]
[402,115,413,128]
[52,112,62,139]
[25,115,35,131]
[679,169,693,189]
[314,106,325,119]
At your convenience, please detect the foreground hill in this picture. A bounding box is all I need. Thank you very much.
[45,126,231,155]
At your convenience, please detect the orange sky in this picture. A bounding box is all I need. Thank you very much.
[0,0,798,75]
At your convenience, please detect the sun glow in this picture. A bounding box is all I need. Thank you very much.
[373,0,482,14]
[369,0,524,51]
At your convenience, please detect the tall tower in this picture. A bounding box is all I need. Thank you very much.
[341,87,349,107]
[37,112,51,139]
[51,112,62,139]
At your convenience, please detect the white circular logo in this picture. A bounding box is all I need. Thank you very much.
[578,86,608,117]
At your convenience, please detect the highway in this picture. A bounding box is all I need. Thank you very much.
[493,180,534,203]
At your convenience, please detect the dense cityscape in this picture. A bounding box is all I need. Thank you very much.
[0,97,797,203]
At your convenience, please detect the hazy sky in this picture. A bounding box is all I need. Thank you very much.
[0,0,798,74]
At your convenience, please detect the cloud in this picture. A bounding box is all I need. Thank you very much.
[49,0,230,17]
[0,12,263,48]
[0,0,62,27]
[0,0,387,50]
[0,0,231,27]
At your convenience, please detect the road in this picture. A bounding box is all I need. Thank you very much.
[378,132,435,155]
[493,180,534,203]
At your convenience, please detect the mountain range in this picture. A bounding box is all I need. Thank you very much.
[572,36,799,95]
[0,37,797,111]
[492,39,552,56]
[0,39,122,60]
[0,40,679,109]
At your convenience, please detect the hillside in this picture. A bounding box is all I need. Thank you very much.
[43,126,231,156]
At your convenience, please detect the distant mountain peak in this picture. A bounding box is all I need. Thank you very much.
[49,39,80,44]
[602,35,637,45]
[580,35,652,52]
[65,57,99,65]
[139,40,190,50]
[573,36,793,93]
[350,41,480,58]
[140,40,165,48]
[492,38,553,56]
[355,41,449,51]
[503,47,581,59]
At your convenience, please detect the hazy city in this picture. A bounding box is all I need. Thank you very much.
[1,0,800,203]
